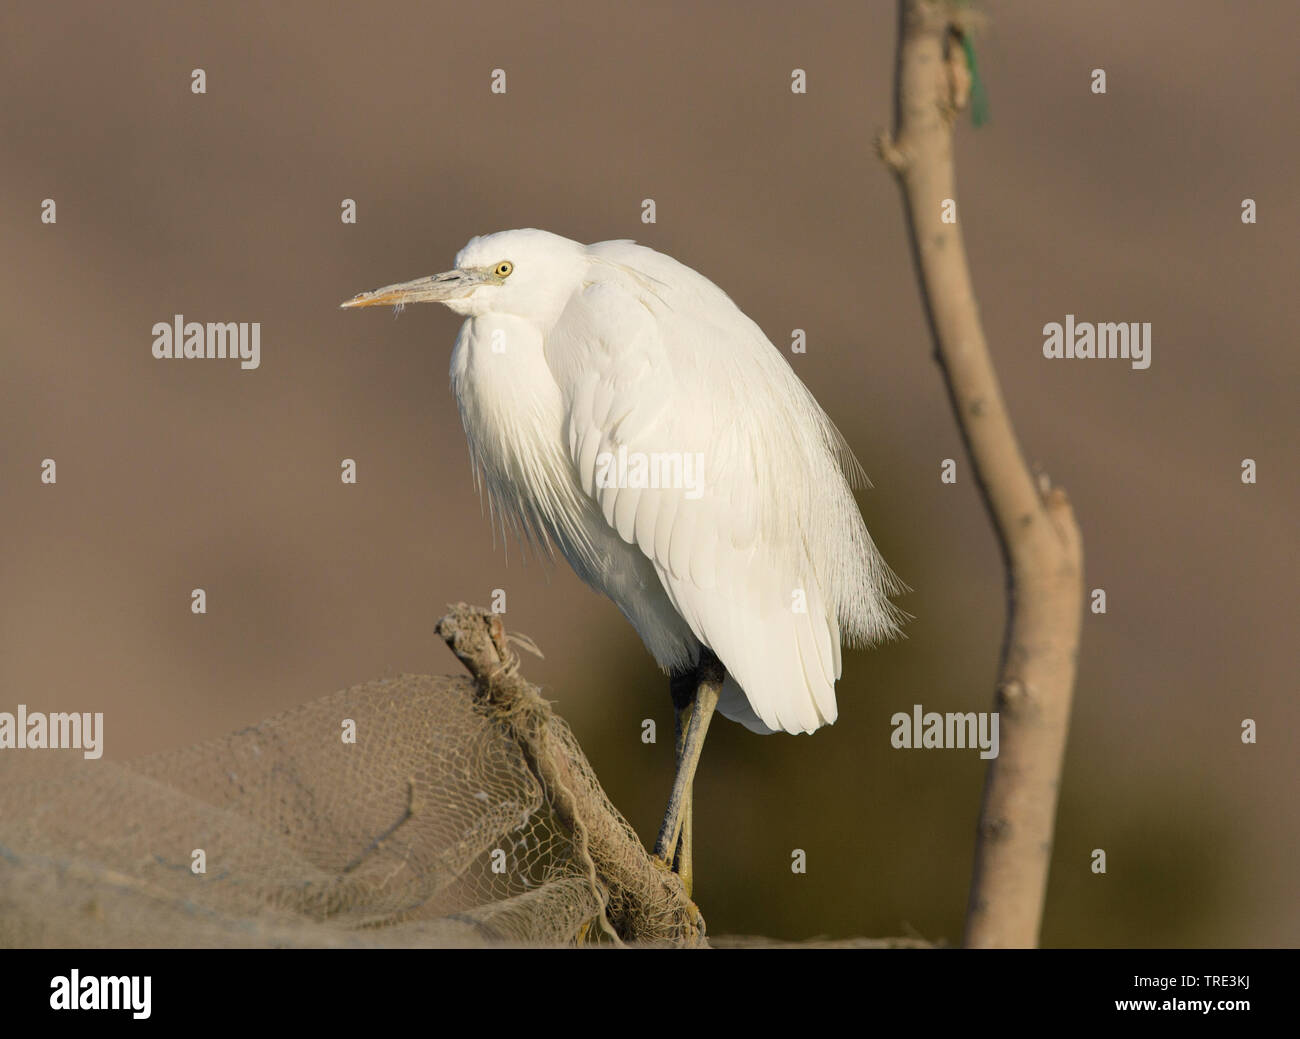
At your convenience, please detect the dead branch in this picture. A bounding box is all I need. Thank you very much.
[880,0,1085,947]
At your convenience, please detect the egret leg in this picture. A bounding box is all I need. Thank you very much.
[654,649,725,894]
[671,698,694,882]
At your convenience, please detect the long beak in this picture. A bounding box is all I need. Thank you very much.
[339,268,487,309]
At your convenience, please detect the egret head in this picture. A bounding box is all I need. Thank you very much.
[341,228,587,327]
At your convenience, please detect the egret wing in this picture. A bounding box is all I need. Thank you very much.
[548,271,850,735]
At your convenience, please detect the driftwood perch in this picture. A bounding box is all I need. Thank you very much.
[435,603,707,947]
[881,0,1085,947]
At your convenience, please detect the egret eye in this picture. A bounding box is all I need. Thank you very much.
[494,261,514,278]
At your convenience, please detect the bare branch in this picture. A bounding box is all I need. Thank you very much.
[882,0,1085,948]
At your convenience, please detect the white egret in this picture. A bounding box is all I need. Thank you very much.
[342,229,904,893]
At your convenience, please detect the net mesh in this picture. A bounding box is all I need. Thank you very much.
[0,609,706,948]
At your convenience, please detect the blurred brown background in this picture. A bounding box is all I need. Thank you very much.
[2,0,1295,946]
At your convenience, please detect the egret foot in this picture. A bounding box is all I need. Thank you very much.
[653,649,725,896]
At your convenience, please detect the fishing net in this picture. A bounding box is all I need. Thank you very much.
[0,607,705,948]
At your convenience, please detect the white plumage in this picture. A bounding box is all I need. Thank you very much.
[348,228,904,735]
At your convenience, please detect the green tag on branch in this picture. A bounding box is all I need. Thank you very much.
[961,34,990,128]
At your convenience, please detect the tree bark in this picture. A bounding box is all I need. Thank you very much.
[880,0,1085,948]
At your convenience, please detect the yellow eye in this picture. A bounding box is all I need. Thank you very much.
[494,261,514,278]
